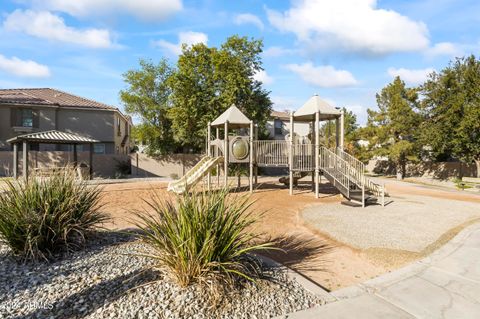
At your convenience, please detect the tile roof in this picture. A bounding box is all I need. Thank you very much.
[271,110,290,120]
[7,130,99,144]
[0,88,115,110]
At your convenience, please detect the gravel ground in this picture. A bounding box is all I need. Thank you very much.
[302,194,480,253]
[0,232,324,319]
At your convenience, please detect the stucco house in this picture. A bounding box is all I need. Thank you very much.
[0,88,131,154]
[267,110,310,140]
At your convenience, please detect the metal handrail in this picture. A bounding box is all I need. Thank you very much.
[319,147,351,198]
[335,147,386,199]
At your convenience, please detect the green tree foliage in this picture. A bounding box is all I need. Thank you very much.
[320,107,360,154]
[168,36,272,151]
[419,55,480,177]
[120,59,176,155]
[361,77,422,179]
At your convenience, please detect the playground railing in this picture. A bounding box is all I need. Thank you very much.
[335,147,386,200]
[292,143,314,171]
[319,146,351,198]
[253,140,289,166]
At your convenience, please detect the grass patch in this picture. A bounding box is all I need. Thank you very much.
[0,169,109,261]
[133,188,274,290]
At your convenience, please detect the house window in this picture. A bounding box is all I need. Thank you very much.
[93,143,105,154]
[117,117,121,136]
[67,145,84,152]
[21,109,33,127]
[274,119,283,135]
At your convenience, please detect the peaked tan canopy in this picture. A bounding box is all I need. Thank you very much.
[211,104,251,128]
[293,94,341,121]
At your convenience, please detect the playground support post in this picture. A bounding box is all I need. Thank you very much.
[254,124,258,184]
[340,110,345,150]
[249,120,254,193]
[335,117,340,149]
[315,111,320,198]
[289,114,294,195]
[216,127,220,186]
[207,122,211,191]
[224,121,229,187]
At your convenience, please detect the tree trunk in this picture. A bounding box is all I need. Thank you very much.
[396,162,403,180]
[475,159,480,178]
[237,175,241,188]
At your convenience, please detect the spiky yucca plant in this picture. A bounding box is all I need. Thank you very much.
[0,169,108,261]
[134,188,273,288]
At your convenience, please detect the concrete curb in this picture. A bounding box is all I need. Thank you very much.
[333,221,480,299]
[280,221,480,318]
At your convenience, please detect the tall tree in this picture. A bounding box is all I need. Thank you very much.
[168,36,272,151]
[320,107,359,153]
[362,76,422,179]
[120,59,176,155]
[420,55,480,177]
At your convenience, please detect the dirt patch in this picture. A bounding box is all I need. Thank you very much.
[97,180,386,291]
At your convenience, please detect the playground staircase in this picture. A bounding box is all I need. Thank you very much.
[319,147,387,207]
[167,156,223,194]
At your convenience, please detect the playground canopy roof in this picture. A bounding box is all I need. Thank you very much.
[293,94,341,121]
[211,104,251,128]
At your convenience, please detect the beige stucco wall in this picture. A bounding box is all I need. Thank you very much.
[113,113,130,154]
[267,119,310,141]
[0,151,129,178]
[366,159,478,179]
[56,108,114,142]
[0,107,9,150]
[131,153,203,178]
[1,105,131,154]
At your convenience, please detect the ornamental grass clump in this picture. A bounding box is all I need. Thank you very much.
[134,188,273,288]
[0,169,108,261]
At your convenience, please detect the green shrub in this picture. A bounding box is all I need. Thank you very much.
[134,188,273,288]
[0,169,109,261]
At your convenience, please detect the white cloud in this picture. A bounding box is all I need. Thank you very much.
[3,10,114,48]
[28,0,182,21]
[0,54,50,78]
[253,70,274,85]
[387,67,434,85]
[267,0,429,55]
[426,42,462,58]
[285,63,358,88]
[263,46,296,57]
[153,31,208,55]
[271,95,302,112]
[234,13,264,30]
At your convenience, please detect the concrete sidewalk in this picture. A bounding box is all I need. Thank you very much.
[279,223,480,318]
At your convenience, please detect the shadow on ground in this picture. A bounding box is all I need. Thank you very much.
[260,234,333,275]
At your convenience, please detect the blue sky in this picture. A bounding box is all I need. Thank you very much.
[0,0,479,125]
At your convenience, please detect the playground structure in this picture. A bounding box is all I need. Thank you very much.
[168,94,386,207]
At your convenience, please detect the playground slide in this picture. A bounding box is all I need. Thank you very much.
[167,156,223,194]
[279,171,309,186]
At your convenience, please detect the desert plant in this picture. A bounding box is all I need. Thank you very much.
[0,169,109,261]
[134,188,273,289]
[115,159,131,176]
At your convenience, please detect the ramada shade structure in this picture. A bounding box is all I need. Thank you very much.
[7,130,99,180]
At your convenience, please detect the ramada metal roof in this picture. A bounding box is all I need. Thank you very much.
[7,130,99,144]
